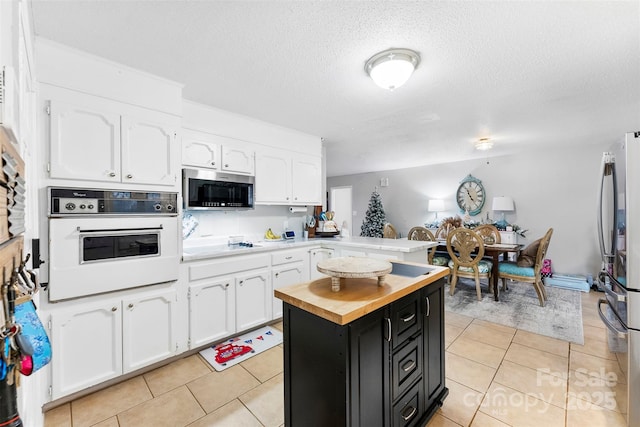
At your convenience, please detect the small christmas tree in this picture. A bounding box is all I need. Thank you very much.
[360,190,387,237]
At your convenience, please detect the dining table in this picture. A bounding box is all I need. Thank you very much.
[436,240,522,301]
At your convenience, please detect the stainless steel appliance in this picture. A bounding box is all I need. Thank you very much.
[47,187,179,301]
[182,168,254,210]
[596,131,640,426]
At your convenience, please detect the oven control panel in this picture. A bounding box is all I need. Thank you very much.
[49,187,178,216]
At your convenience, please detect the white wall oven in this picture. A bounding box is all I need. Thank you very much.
[47,187,179,301]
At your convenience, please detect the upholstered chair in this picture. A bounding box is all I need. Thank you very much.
[474,224,501,244]
[497,228,553,307]
[407,226,437,264]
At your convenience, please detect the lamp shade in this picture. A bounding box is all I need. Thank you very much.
[428,199,445,212]
[365,48,420,90]
[492,196,515,212]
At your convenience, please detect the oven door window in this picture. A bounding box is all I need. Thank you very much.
[82,233,160,263]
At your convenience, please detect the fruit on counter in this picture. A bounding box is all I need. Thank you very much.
[265,228,280,240]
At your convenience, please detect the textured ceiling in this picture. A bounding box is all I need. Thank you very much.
[30,1,640,177]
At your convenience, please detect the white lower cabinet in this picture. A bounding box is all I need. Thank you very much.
[235,269,271,331]
[271,249,308,319]
[122,290,178,373]
[188,277,235,348]
[309,247,335,280]
[49,287,178,400]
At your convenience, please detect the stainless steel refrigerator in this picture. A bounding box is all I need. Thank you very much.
[597,131,640,426]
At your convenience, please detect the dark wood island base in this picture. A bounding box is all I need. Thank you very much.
[276,262,449,427]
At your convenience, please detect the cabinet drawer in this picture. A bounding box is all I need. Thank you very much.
[189,254,270,281]
[392,336,422,401]
[271,250,305,266]
[393,380,423,427]
[391,292,420,349]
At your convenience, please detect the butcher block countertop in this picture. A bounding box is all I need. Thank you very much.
[274,260,449,325]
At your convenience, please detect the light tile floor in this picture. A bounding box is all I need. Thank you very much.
[44,290,628,427]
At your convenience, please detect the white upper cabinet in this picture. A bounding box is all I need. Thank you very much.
[49,98,121,183]
[48,94,179,186]
[121,114,177,186]
[181,129,255,175]
[255,149,292,203]
[292,153,322,205]
[182,129,219,169]
[221,144,254,175]
[255,148,322,206]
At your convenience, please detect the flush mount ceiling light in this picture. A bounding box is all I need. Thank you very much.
[365,48,420,90]
[475,137,493,151]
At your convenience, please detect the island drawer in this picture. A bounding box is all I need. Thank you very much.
[392,336,422,401]
[393,380,423,427]
[391,292,420,349]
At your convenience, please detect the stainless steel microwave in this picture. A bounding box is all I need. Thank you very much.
[182,168,254,210]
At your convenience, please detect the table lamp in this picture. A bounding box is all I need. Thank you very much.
[492,196,514,229]
[428,199,445,225]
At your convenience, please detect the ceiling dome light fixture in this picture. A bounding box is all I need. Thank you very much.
[475,137,493,151]
[365,48,420,90]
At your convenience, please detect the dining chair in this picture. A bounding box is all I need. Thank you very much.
[497,228,553,307]
[446,228,492,301]
[407,226,438,264]
[383,223,398,239]
[474,224,501,244]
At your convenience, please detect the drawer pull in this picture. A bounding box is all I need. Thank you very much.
[401,360,416,372]
[401,405,417,421]
[385,318,391,342]
[401,313,415,323]
[425,297,430,317]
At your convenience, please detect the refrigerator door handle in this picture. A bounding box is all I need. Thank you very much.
[604,282,627,303]
[597,153,617,260]
[597,299,627,339]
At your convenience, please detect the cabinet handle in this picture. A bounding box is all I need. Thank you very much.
[128,303,134,309]
[111,306,117,312]
[225,164,229,168]
[401,360,416,372]
[109,172,116,177]
[239,280,244,285]
[401,406,417,421]
[126,174,133,179]
[211,161,216,165]
[425,297,430,317]
[385,318,391,342]
[225,283,229,288]
[275,273,279,278]
[401,313,415,323]
[285,256,292,260]
[286,197,289,200]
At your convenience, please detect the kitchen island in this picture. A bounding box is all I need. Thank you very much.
[275,260,449,427]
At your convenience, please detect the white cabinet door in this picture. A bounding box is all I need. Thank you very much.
[235,269,271,331]
[122,288,177,373]
[222,145,254,175]
[49,99,121,182]
[50,299,122,399]
[182,129,219,169]
[189,278,236,348]
[255,150,291,203]
[292,154,322,205]
[272,262,305,319]
[121,115,178,186]
[309,247,334,280]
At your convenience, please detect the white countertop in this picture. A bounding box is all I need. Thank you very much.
[182,236,437,262]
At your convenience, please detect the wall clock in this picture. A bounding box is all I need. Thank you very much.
[456,174,485,216]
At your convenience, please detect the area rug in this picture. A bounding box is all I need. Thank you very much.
[199,326,283,371]
[445,279,584,344]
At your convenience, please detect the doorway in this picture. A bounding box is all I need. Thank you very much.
[329,186,352,236]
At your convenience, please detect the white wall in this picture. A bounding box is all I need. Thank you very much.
[328,143,608,277]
